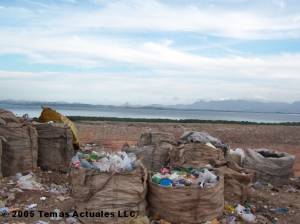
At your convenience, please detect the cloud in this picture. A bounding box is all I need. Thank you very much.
[0,70,299,105]
[0,29,299,82]
[0,0,300,103]
[39,0,300,40]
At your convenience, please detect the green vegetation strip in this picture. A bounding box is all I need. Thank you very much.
[68,116,300,126]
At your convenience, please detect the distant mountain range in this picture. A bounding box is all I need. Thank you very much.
[1,99,300,114]
[161,100,300,113]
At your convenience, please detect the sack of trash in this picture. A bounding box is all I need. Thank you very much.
[169,142,226,168]
[148,167,224,224]
[242,148,295,186]
[125,142,173,172]
[179,131,229,152]
[217,166,253,204]
[0,109,20,124]
[0,109,38,177]
[35,123,75,173]
[39,107,79,147]
[70,150,147,224]
[138,131,176,147]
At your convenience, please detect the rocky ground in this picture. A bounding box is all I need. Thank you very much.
[1,121,300,223]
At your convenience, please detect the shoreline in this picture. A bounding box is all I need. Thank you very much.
[68,116,300,126]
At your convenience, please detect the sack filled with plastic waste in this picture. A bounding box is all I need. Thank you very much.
[125,142,173,172]
[0,109,38,177]
[148,168,224,224]
[70,151,148,224]
[242,148,295,186]
[138,131,176,147]
[170,142,226,168]
[35,123,75,173]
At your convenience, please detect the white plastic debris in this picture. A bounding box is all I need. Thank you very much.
[35,221,49,224]
[230,148,245,164]
[197,169,219,188]
[16,173,44,191]
[93,157,111,172]
[73,151,136,173]
[66,217,77,224]
[235,204,256,223]
[26,203,37,210]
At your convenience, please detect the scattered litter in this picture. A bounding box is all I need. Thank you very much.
[66,217,77,224]
[224,204,235,214]
[252,181,264,189]
[46,183,69,194]
[270,207,289,214]
[40,196,46,201]
[35,221,49,224]
[57,195,69,202]
[0,207,9,216]
[16,173,44,191]
[50,208,62,221]
[225,215,236,224]
[235,204,256,223]
[151,167,219,188]
[26,203,37,210]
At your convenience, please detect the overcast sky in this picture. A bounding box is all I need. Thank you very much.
[0,0,300,105]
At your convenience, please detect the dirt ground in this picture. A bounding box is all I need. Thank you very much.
[76,121,300,176]
[1,120,300,224]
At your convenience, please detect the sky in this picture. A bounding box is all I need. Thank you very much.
[0,0,300,105]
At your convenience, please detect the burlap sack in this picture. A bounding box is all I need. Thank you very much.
[0,109,20,124]
[125,142,173,172]
[217,166,252,204]
[36,123,75,172]
[170,143,226,168]
[0,109,38,177]
[243,148,295,186]
[70,164,148,224]
[138,132,176,147]
[148,170,224,224]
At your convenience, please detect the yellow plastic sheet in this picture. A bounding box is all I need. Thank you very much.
[39,107,79,146]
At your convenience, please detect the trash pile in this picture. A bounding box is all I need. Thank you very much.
[151,167,219,188]
[71,150,137,173]
[179,131,229,152]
